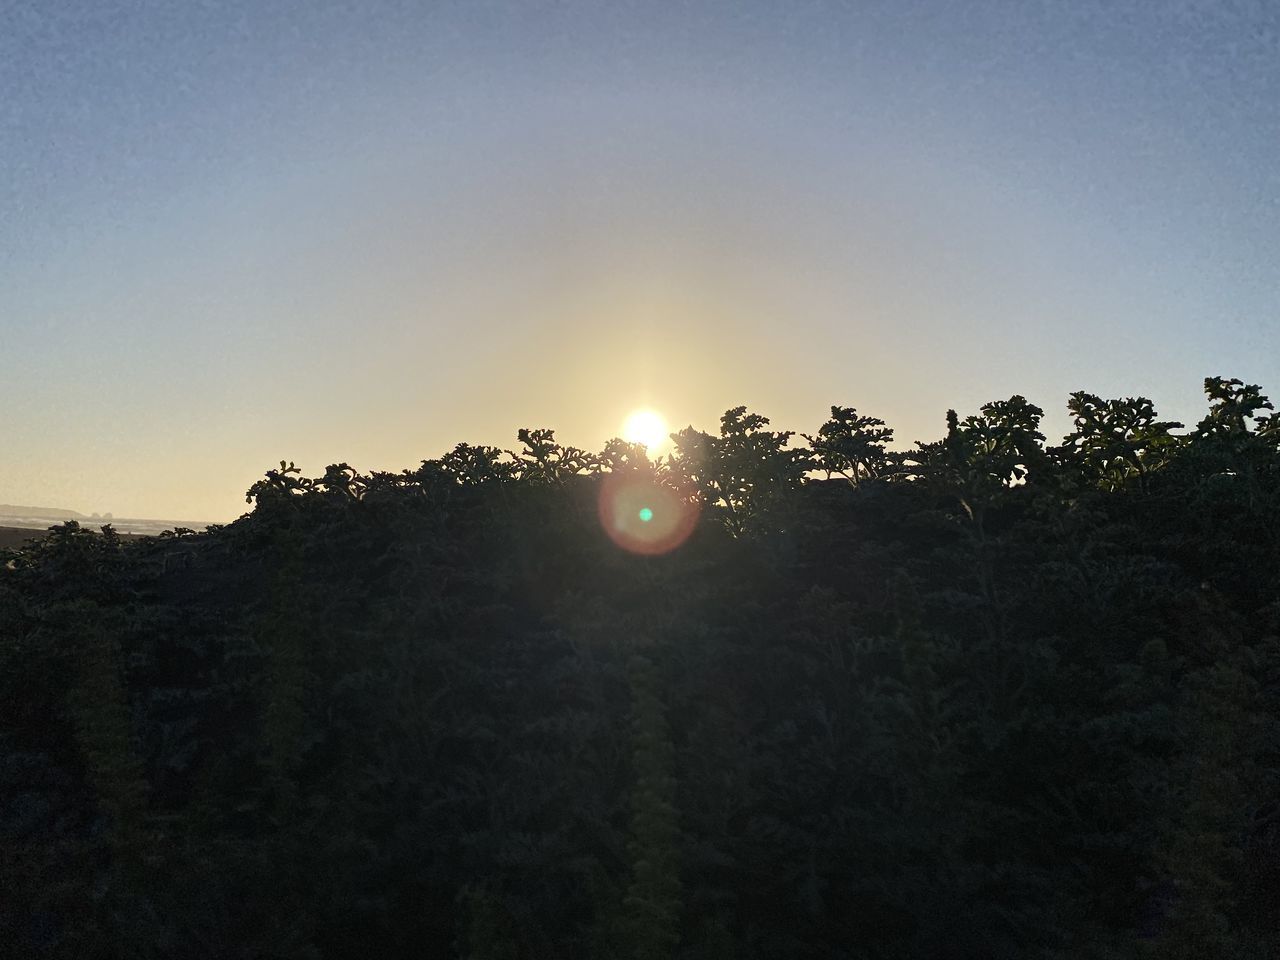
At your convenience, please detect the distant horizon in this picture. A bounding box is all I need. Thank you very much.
[4,370,1270,526]
[0,503,218,535]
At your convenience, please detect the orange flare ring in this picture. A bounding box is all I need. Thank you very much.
[597,472,699,555]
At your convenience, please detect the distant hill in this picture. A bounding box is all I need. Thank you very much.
[0,503,86,520]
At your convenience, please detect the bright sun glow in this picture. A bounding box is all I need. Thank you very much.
[622,408,670,452]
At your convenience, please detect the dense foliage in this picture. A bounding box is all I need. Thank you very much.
[3,377,1279,959]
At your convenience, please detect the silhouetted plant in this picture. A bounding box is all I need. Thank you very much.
[1060,392,1183,493]
[437,443,518,486]
[803,405,895,486]
[511,428,596,484]
[245,460,315,505]
[667,406,808,535]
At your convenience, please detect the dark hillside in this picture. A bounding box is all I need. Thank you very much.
[3,380,1278,959]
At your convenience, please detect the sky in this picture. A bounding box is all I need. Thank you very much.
[2,0,1278,522]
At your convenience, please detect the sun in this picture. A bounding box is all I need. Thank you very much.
[622,408,670,452]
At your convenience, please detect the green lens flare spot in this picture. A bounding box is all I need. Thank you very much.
[638,507,654,523]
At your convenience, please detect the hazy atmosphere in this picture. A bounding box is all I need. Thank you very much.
[4,0,1278,520]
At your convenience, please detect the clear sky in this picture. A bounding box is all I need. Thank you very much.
[3,0,1278,521]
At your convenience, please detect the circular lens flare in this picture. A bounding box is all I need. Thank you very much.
[622,408,670,452]
[598,473,697,555]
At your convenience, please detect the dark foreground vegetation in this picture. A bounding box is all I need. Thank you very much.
[0,527,44,552]
[3,377,1279,959]
[0,528,145,552]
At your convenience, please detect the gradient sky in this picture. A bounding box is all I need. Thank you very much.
[3,0,1278,521]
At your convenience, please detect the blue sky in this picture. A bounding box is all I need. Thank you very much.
[2,1,1277,519]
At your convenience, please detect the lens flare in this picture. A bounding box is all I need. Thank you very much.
[598,473,697,555]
